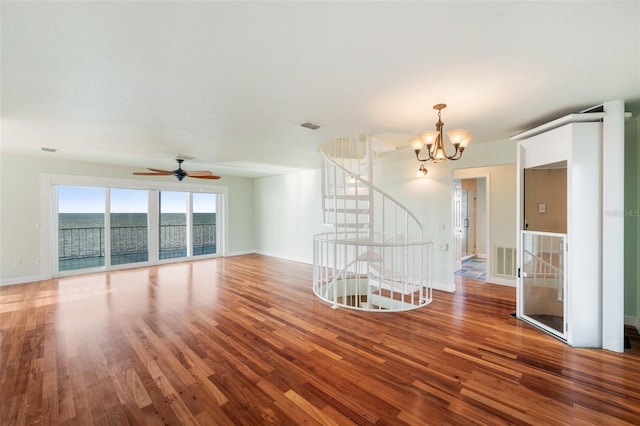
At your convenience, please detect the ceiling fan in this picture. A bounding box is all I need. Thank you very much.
[133,158,220,181]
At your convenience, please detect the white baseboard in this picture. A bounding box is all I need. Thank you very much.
[432,281,455,293]
[0,274,47,287]
[224,250,256,257]
[253,250,312,265]
[626,315,640,334]
[624,315,637,327]
[476,253,487,259]
[487,275,516,287]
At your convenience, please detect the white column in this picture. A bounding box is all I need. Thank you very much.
[602,100,625,352]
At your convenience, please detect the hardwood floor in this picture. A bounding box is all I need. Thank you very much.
[2,254,640,425]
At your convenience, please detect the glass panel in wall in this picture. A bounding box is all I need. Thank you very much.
[159,191,187,260]
[58,186,105,271]
[521,231,566,337]
[192,193,217,256]
[110,188,149,266]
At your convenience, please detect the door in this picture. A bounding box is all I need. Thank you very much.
[110,188,149,266]
[461,178,478,258]
[453,182,462,271]
[520,231,567,339]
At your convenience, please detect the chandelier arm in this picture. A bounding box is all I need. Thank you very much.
[415,150,434,162]
[445,146,461,160]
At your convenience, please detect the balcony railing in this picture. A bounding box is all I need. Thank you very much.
[58,224,216,260]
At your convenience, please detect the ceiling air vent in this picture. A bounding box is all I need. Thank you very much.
[300,121,320,130]
[41,147,57,153]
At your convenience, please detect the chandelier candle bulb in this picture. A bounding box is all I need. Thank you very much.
[410,137,425,152]
[419,130,440,146]
[446,129,471,147]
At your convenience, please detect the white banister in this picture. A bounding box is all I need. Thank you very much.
[313,135,433,312]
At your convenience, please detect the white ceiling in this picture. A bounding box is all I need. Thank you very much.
[2,1,639,178]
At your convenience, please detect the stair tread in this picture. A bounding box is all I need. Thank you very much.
[368,293,422,309]
[337,223,370,229]
[325,208,370,214]
[325,195,370,200]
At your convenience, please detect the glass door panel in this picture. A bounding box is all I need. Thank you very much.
[58,186,106,271]
[521,231,566,338]
[159,191,187,260]
[110,188,149,266]
[192,193,217,256]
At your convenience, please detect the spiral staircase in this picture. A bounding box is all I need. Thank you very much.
[313,135,433,311]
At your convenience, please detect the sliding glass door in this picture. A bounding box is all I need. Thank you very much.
[58,186,106,272]
[192,193,217,256]
[110,188,149,265]
[55,184,221,276]
[159,191,188,260]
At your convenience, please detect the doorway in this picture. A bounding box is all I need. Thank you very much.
[453,175,488,282]
[520,162,568,338]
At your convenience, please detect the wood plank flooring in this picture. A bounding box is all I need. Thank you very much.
[2,254,640,425]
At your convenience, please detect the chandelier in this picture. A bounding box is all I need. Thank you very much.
[409,103,472,175]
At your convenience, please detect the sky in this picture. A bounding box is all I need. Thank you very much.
[58,186,216,213]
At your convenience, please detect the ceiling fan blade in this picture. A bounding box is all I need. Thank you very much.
[147,168,174,174]
[192,175,221,180]
[185,170,213,177]
[133,171,173,176]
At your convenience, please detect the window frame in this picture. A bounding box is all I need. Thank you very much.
[41,173,227,277]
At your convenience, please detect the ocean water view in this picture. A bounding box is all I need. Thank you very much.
[59,212,215,227]
[58,213,216,271]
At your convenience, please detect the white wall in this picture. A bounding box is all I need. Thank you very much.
[250,139,517,291]
[2,137,518,291]
[253,169,326,263]
[0,153,255,284]
[373,138,517,291]
[476,178,487,256]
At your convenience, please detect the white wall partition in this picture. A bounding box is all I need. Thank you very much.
[602,100,626,352]
[516,120,604,348]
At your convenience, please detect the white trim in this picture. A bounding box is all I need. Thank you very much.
[0,275,47,287]
[487,275,516,287]
[602,100,626,352]
[40,173,229,278]
[40,173,228,193]
[510,111,631,141]
[432,281,455,293]
[224,250,257,257]
[510,112,606,140]
[452,169,491,287]
[624,315,638,327]
[254,250,311,265]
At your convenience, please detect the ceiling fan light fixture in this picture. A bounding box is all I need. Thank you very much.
[133,159,220,181]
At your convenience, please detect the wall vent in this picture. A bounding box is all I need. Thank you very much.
[300,121,320,130]
[495,245,517,277]
[41,147,57,153]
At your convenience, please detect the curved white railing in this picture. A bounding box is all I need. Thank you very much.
[313,135,433,311]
